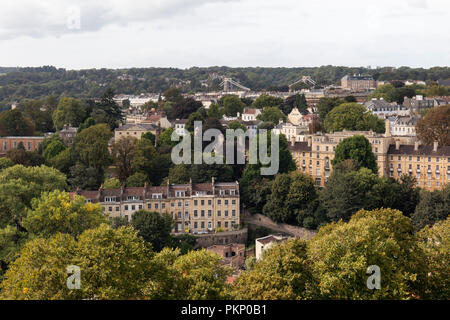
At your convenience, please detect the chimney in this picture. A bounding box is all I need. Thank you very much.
[395,140,400,151]
[307,136,312,147]
[433,141,438,152]
[291,136,295,147]
[384,119,391,137]
[414,141,419,151]
[211,176,215,195]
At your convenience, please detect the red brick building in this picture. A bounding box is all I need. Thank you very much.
[0,136,44,156]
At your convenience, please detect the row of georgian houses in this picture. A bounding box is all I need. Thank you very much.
[70,178,240,234]
[287,120,450,191]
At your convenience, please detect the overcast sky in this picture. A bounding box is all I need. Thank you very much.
[0,0,449,69]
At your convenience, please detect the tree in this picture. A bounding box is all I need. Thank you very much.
[89,88,123,129]
[207,103,224,119]
[0,109,35,136]
[317,97,344,121]
[411,184,449,230]
[0,224,157,300]
[263,173,291,223]
[223,95,245,117]
[163,87,183,104]
[42,139,66,162]
[22,190,107,238]
[415,105,449,146]
[6,149,43,167]
[131,210,173,251]
[0,158,14,170]
[23,99,54,133]
[324,103,385,133]
[0,165,67,229]
[141,131,156,145]
[233,239,317,300]
[308,208,427,299]
[417,217,450,299]
[68,163,104,190]
[111,136,137,182]
[171,97,202,120]
[126,172,148,187]
[73,123,111,169]
[157,127,178,149]
[252,94,284,109]
[156,249,233,300]
[227,120,247,132]
[332,135,378,173]
[368,84,397,102]
[168,164,191,184]
[103,177,121,189]
[52,97,86,130]
[133,138,170,185]
[320,168,379,222]
[185,111,205,132]
[344,95,357,103]
[257,106,286,124]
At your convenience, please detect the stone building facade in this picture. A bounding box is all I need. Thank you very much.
[72,178,240,233]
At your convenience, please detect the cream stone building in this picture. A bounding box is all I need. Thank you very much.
[72,178,240,233]
[287,120,448,191]
[114,123,158,141]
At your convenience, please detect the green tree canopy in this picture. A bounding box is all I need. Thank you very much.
[332,135,378,173]
[323,103,385,133]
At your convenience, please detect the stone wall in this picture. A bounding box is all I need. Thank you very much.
[194,228,248,248]
[244,213,316,240]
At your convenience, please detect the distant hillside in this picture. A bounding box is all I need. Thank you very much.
[0,65,449,110]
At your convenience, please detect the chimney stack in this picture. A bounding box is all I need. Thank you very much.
[384,119,391,137]
[307,136,312,147]
[291,136,295,147]
[414,141,419,151]
[433,141,438,152]
[395,140,400,151]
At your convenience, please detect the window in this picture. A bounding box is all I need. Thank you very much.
[116,207,119,211]
[177,212,181,219]
[194,200,198,206]
[217,200,221,205]
[201,210,205,217]
[208,221,212,229]
[138,205,142,209]
[201,222,205,229]
[148,203,151,209]
[225,200,228,206]
[155,203,159,209]
[152,193,162,199]
[208,200,212,205]
[217,210,221,217]
[219,190,225,196]
[131,205,135,210]
[201,200,204,205]
[176,191,185,197]
[230,190,236,196]
[127,196,139,201]
[217,221,221,227]
[194,222,198,228]
[108,207,112,212]
[225,210,229,217]
[232,210,236,217]
[225,222,228,228]
[208,210,212,217]
[178,202,182,207]
[125,205,128,210]
[171,202,174,207]
[194,210,198,217]
[232,200,236,205]
[105,197,116,202]
[185,201,189,207]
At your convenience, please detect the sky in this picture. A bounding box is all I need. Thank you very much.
[0,0,449,69]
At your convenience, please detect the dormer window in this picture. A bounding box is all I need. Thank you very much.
[195,191,206,196]
[127,195,140,201]
[152,193,162,199]
[219,190,226,196]
[230,190,236,196]
[176,191,185,197]
[105,196,116,202]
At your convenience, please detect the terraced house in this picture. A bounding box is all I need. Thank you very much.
[71,178,240,233]
[288,120,449,191]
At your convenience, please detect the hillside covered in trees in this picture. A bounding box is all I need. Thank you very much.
[1,65,449,111]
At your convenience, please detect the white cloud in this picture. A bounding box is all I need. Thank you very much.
[0,0,448,68]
